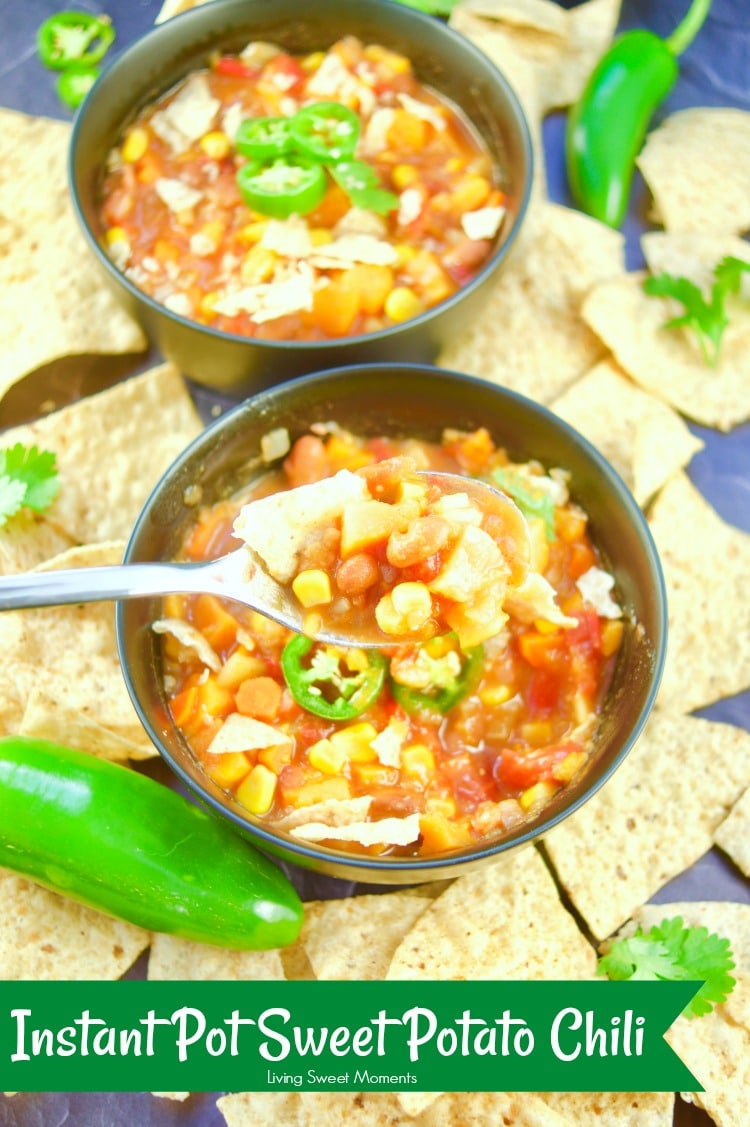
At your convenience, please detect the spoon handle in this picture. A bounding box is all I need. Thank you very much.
[0,560,216,611]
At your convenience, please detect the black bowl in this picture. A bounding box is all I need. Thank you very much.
[117,364,667,885]
[69,0,532,394]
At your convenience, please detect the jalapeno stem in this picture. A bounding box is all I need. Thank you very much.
[666,0,713,57]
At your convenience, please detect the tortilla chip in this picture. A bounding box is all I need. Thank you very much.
[541,1092,674,1126]
[0,363,203,547]
[451,0,620,114]
[636,108,750,235]
[714,787,750,878]
[0,542,155,757]
[614,901,750,977]
[0,109,146,402]
[582,272,748,431]
[0,869,148,979]
[641,229,750,293]
[299,892,429,980]
[153,1092,190,1101]
[0,511,74,577]
[550,359,704,506]
[155,0,214,22]
[648,473,750,712]
[439,203,624,403]
[217,1090,575,1127]
[148,932,284,981]
[19,686,155,762]
[667,973,750,1127]
[543,713,750,942]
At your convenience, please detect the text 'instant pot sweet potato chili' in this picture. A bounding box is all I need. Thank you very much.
[155,427,624,859]
[98,36,506,340]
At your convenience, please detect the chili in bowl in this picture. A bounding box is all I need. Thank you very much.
[69,0,532,393]
[117,365,667,885]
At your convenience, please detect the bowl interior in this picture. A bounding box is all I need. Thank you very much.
[118,366,666,883]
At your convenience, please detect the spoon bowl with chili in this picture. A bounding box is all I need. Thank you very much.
[117,364,667,885]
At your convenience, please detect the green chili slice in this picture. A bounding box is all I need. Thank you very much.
[37,11,115,71]
[281,636,387,721]
[56,63,99,110]
[236,117,294,161]
[290,101,361,162]
[389,636,485,715]
[236,158,327,219]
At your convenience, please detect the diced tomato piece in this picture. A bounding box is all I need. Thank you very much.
[494,742,579,790]
[527,668,562,715]
[566,609,602,654]
[214,56,260,79]
[260,53,305,94]
[517,630,566,671]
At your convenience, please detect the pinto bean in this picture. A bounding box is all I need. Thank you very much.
[283,435,328,487]
[336,552,379,596]
[359,456,418,502]
[387,515,452,568]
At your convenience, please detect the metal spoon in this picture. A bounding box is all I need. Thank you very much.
[0,472,528,647]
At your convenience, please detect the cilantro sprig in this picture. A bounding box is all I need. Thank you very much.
[491,468,556,542]
[598,916,736,1019]
[0,444,60,528]
[643,255,750,366]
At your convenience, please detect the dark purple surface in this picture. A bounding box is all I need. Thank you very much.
[0,1,748,1123]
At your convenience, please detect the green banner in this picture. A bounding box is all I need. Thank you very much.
[0,980,700,1093]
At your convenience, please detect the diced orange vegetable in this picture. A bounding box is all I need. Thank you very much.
[350,762,398,788]
[235,676,283,721]
[279,776,352,807]
[601,619,625,657]
[312,280,361,336]
[197,678,235,718]
[215,650,266,691]
[405,250,455,306]
[154,238,180,265]
[387,109,429,151]
[192,594,238,651]
[518,630,564,670]
[568,541,597,580]
[306,184,351,227]
[418,813,473,854]
[556,508,587,543]
[170,685,199,728]
[257,743,293,775]
[449,175,491,213]
[343,264,395,316]
[205,751,252,789]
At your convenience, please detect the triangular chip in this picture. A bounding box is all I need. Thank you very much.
[0,108,146,402]
[636,107,750,235]
[543,713,750,941]
[148,931,284,981]
[299,892,429,980]
[648,473,750,712]
[541,1091,674,1126]
[550,359,704,506]
[0,363,203,546]
[0,511,74,577]
[0,869,148,979]
[439,203,624,403]
[614,900,750,977]
[714,787,750,879]
[582,273,749,431]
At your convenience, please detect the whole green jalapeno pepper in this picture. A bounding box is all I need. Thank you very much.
[566,0,713,228]
[0,736,303,950]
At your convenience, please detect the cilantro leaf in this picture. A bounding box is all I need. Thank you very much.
[0,443,60,527]
[598,916,736,1019]
[643,255,750,366]
[491,468,556,541]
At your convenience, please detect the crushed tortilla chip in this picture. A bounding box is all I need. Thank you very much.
[648,473,750,712]
[550,359,704,506]
[543,713,750,941]
[439,203,624,403]
[714,787,750,879]
[299,892,429,981]
[636,107,750,235]
[148,931,284,981]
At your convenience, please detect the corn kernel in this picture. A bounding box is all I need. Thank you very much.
[391,582,432,627]
[238,220,269,245]
[302,611,323,637]
[393,244,417,268]
[330,722,378,763]
[363,44,411,74]
[200,130,231,160]
[392,163,419,190]
[292,569,333,608]
[601,619,624,657]
[121,127,149,163]
[401,743,435,784]
[199,291,220,318]
[384,286,426,323]
[479,684,512,706]
[552,751,588,783]
[445,157,464,173]
[384,286,424,323]
[343,648,369,673]
[308,737,348,775]
[241,245,276,285]
[450,175,491,212]
[236,764,277,815]
[104,226,127,246]
[521,720,554,746]
[302,50,326,70]
[309,227,334,247]
[519,780,559,812]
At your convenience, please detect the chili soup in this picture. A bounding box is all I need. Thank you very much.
[98,36,506,341]
[155,425,624,859]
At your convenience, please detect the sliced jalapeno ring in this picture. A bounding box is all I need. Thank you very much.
[290,101,361,162]
[236,158,327,219]
[37,11,115,71]
[389,637,485,716]
[235,116,294,161]
[56,63,99,110]
[281,636,387,721]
